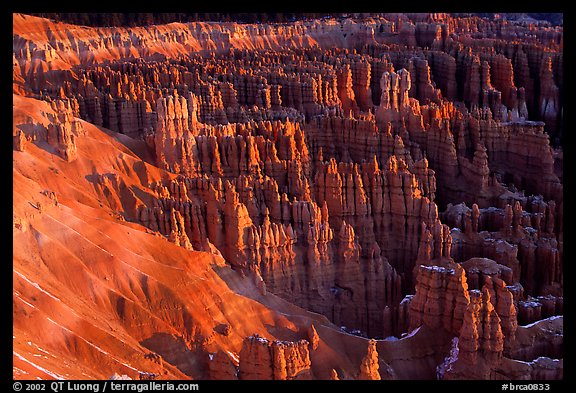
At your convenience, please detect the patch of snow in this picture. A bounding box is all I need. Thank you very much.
[400,295,414,305]
[118,361,139,373]
[122,263,151,278]
[521,315,563,328]
[436,337,459,380]
[14,292,36,309]
[46,317,74,335]
[250,335,269,344]
[338,325,368,338]
[14,270,61,302]
[531,357,561,366]
[511,359,532,366]
[226,351,239,364]
[13,367,28,375]
[209,353,214,361]
[506,283,523,291]
[13,351,65,380]
[402,326,421,339]
[19,298,36,309]
[44,316,140,372]
[519,300,542,308]
[35,346,50,355]
[420,265,454,274]
[46,215,114,258]
[384,336,399,341]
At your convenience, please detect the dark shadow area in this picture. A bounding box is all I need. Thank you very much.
[140,332,207,380]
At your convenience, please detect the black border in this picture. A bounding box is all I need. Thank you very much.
[8,1,571,389]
